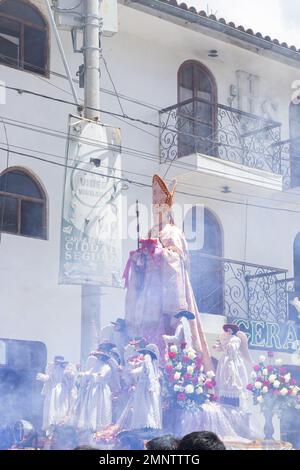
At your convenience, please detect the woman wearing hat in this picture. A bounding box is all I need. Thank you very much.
[214,324,252,408]
[36,356,77,432]
[117,344,162,431]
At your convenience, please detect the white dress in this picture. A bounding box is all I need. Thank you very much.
[118,354,162,430]
[163,317,193,348]
[215,335,249,402]
[76,355,112,432]
[38,363,77,431]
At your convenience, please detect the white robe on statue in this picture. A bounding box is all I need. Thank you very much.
[38,363,77,431]
[216,334,249,402]
[163,317,193,348]
[117,354,162,431]
[76,355,112,432]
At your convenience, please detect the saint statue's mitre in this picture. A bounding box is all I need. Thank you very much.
[152,174,177,207]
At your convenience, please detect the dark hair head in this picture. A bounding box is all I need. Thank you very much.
[146,434,180,451]
[74,445,97,450]
[178,432,226,451]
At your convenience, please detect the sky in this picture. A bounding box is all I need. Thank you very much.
[184,0,300,48]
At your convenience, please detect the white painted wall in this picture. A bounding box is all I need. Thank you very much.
[0,1,299,364]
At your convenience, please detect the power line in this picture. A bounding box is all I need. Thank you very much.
[2,113,300,208]
[2,144,300,214]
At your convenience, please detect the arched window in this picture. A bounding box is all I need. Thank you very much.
[0,167,47,239]
[0,0,49,75]
[178,60,217,157]
[289,102,300,188]
[185,207,223,315]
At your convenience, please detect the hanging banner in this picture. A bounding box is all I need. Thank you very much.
[59,115,122,286]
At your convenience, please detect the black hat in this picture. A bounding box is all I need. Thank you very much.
[54,356,68,365]
[92,351,111,361]
[174,310,195,320]
[129,336,147,348]
[137,344,159,361]
[97,342,116,352]
[223,323,240,334]
[111,318,126,329]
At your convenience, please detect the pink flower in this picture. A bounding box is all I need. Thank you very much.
[195,356,203,367]
[268,351,274,358]
[183,373,192,381]
[180,342,187,350]
[177,393,186,401]
[290,378,297,386]
[253,365,260,372]
[168,352,177,359]
[256,376,263,382]
[247,384,254,391]
[279,376,286,383]
[205,380,214,389]
[211,394,218,402]
[263,381,270,387]
[166,365,173,374]
[279,367,287,375]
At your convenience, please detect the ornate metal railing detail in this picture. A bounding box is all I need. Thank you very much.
[190,253,288,322]
[273,138,300,190]
[160,98,282,173]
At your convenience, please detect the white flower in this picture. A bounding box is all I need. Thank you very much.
[284,373,291,383]
[170,345,178,353]
[206,371,215,379]
[174,385,180,392]
[273,380,281,389]
[175,363,183,371]
[275,358,283,366]
[188,351,196,360]
[198,375,205,385]
[291,387,299,396]
[280,388,289,396]
[269,374,277,384]
[174,372,181,380]
[262,386,269,394]
[251,371,257,379]
[259,355,266,363]
[187,365,195,375]
[185,384,194,394]
[257,396,264,404]
[196,386,203,395]
[200,365,204,372]
[262,369,268,376]
[255,381,263,390]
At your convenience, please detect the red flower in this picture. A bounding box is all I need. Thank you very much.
[247,384,254,391]
[279,376,286,383]
[263,381,270,387]
[279,367,287,375]
[166,365,174,374]
[180,342,187,350]
[253,365,260,372]
[177,393,186,401]
[168,352,177,359]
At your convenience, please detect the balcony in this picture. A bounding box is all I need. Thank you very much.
[159,98,284,190]
[190,252,288,323]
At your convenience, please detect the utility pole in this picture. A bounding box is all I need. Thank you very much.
[81,0,102,362]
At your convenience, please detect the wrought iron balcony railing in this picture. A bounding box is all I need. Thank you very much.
[160,98,282,174]
[189,252,288,323]
[273,137,300,189]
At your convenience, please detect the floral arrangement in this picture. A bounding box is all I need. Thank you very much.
[247,352,300,412]
[164,342,217,410]
[93,425,120,444]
